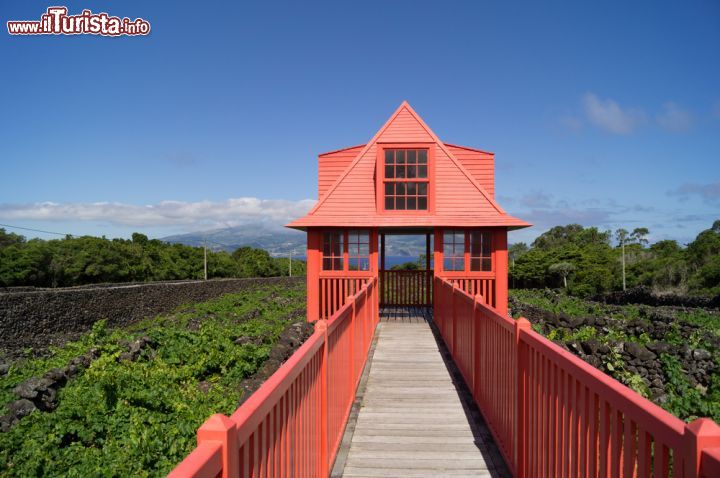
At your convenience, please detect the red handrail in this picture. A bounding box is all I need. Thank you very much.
[434,276,720,478]
[168,441,223,478]
[168,277,378,478]
[701,447,720,477]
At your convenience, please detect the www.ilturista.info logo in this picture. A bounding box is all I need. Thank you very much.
[7,6,150,36]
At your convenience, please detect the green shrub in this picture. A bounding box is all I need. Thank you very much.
[0,283,306,477]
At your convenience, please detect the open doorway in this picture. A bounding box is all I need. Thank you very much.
[379,231,433,306]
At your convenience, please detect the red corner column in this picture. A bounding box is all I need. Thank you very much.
[306,228,321,322]
[494,228,509,316]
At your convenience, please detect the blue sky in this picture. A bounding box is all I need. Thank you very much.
[1,0,719,246]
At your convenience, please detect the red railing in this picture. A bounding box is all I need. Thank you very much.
[319,277,368,320]
[379,269,432,306]
[434,276,720,478]
[701,447,720,477]
[446,276,495,308]
[169,277,378,478]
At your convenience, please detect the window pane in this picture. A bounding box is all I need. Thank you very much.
[385,149,394,164]
[396,197,406,209]
[418,197,427,209]
[385,183,394,194]
[348,243,358,255]
[323,258,332,270]
[408,165,417,178]
[443,243,455,256]
[359,258,369,271]
[418,165,427,178]
[407,150,416,164]
[418,150,427,164]
[471,258,481,271]
[359,243,369,255]
[407,182,416,194]
[385,165,394,179]
[418,183,427,195]
[333,258,343,270]
[445,230,464,247]
[396,182,405,194]
[396,150,406,163]
[407,197,416,209]
[482,258,492,271]
[356,230,369,242]
[323,242,331,255]
[443,257,464,271]
[385,197,394,210]
[483,234,492,256]
[396,166,406,178]
[470,231,482,256]
[332,241,342,256]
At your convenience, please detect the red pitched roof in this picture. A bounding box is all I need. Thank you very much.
[287,101,530,230]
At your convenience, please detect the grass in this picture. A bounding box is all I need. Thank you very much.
[0,282,306,477]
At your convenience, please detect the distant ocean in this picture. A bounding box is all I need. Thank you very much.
[383,256,422,267]
[287,255,422,268]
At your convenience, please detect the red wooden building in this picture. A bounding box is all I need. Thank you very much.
[287,101,530,321]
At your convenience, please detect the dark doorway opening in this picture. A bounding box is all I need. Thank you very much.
[379,231,433,307]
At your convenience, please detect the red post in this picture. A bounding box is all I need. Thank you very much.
[685,418,720,478]
[349,295,356,388]
[306,229,321,322]
[426,233,431,306]
[473,294,482,399]
[375,277,379,325]
[196,414,239,478]
[515,317,532,477]
[362,289,369,354]
[451,282,457,355]
[315,320,329,477]
[495,229,509,316]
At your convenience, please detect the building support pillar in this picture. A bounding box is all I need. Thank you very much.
[306,229,321,322]
[494,228,509,316]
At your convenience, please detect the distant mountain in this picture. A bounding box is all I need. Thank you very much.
[163,224,306,257]
[163,223,428,258]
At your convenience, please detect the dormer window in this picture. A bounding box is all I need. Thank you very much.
[383,149,429,210]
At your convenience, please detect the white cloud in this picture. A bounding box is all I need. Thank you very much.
[582,93,645,135]
[668,182,720,205]
[656,102,693,133]
[0,197,315,228]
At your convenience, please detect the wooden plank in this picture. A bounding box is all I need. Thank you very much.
[337,313,509,477]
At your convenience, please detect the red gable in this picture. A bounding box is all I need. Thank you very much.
[287,102,530,230]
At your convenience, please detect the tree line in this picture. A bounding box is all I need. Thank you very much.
[510,220,720,297]
[0,230,306,288]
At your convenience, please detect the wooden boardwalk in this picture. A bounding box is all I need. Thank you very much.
[334,307,510,478]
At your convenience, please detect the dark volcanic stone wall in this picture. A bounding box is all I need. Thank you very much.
[592,286,720,308]
[0,277,305,357]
